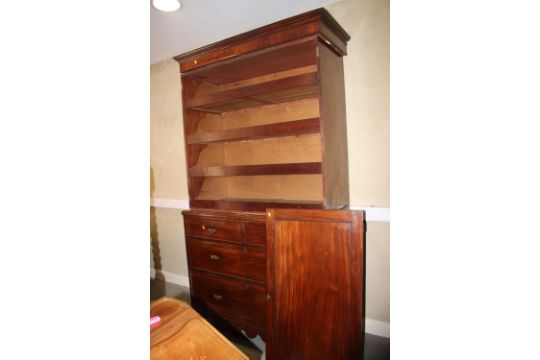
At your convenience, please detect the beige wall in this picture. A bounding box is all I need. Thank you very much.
[150,59,187,199]
[327,0,390,207]
[150,0,389,329]
[150,59,189,280]
[327,0,390,326]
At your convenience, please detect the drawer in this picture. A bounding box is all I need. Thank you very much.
[244,223,266,245]
[184,217,242,242]
[190,271,266,330]
[187,239,266,282]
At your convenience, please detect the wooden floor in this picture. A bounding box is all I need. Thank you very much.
[150,278,390,360]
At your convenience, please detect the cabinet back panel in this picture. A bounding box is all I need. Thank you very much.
[254,86,318,104]
[197,98,319,131]
[197,178,229,200]
[227,174,322,201]
[195,65,317,97]
[197,116,224,132]
[224,134,321,166]
[196,144,226,166]
[194,134,321,167]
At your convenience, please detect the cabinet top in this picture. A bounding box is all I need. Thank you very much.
[173,8,350,73]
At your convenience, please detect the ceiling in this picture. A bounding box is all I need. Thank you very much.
[150,0,342,64]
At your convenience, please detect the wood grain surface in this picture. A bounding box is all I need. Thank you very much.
[150,298,248,360]
[189,162,322,177]
[187,118,320,144]
[187,238,266,282]
[190,270,266,331]
[266,209,365,360]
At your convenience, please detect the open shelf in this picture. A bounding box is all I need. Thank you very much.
[190,198,324,212]
[189,162,322,177]
[187,118,320,144]
[185,73,319,113]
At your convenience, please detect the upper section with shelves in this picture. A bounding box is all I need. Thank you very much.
[174,9,351,212]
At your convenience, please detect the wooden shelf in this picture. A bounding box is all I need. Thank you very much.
[185,73,319,113]
[190,199,324,212]
[189,162,322,177]
[187,118,320,144]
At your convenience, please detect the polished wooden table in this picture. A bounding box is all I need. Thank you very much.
[150,297,248,360]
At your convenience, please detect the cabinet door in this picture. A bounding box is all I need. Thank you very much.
[266,209,365,360]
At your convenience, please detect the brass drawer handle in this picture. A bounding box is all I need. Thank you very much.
[201,224,217,234]
[209,254,220,260]
[213,294,223,301]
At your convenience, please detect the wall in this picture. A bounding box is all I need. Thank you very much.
[326,0,390,332]
[150,0,389,336]
[150,59,190,283]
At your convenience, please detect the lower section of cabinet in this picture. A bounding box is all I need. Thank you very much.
[182,208,366,359]
[190,270,266,336]
[183,209,267,338]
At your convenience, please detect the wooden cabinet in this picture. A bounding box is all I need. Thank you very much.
[174,8,365,359]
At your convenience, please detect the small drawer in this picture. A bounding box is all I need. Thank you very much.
[244,223,266,246]
[190,270,266,330]
[184,217,242,242]
[187,239,266,282]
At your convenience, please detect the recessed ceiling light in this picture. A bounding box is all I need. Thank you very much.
[152,0,182,12]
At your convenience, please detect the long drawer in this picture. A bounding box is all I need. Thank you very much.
[187,238,266,282]
[190,270,266,331]
[184,217,243,243]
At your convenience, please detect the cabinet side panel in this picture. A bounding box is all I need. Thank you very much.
[318,43,350,208]
[268,212,361,359]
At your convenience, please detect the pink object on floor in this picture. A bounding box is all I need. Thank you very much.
[150,316,161,332]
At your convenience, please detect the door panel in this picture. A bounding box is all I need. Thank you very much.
[266,209,365,360]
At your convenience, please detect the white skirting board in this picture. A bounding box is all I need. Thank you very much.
[150,268,190,287]
[151,269,390,338]
[364,318,390,338]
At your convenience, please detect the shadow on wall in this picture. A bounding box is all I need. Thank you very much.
[151,166,166,298]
